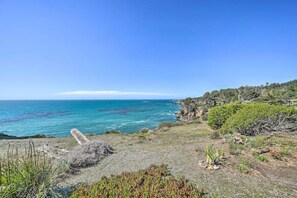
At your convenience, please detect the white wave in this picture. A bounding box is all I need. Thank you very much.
[134,120,148,124]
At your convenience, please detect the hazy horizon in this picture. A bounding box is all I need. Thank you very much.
[0,79,296,100]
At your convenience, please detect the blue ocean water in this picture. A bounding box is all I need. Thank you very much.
[0,100,179,137]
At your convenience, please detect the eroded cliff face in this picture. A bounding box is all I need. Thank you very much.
[176,98,207,122]
[176,108,203,122]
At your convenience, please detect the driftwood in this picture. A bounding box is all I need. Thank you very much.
[71,128,90,145]
[37,128,113,168]
[67,140,114,167]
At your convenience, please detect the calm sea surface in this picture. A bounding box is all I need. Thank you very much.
[0,100,179,137]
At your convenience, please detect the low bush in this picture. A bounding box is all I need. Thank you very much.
[236,164,249,174]
[248,136,267,148]
[103,130,121,135]
[224,134,247,155]
[0,141,62,198]
[257,155,268,163]
[221,103,297,135]
[277,145,293,157]
[210,131,221,139]
[241,159,253,168]
[157,122,183,130]
[228,142,245,155]
[208,104,245,129]
[253,153,268,163]
[69,164,203,198]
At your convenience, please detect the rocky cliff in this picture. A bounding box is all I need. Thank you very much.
[177,80,297,122]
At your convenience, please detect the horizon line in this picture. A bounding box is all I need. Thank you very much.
[0,98,183,101]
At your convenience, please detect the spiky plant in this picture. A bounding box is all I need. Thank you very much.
[205,144,223,166]
[0,140,62,198]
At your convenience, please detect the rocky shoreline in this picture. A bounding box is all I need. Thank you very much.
[0,132,54,140]
[176,80,297,123]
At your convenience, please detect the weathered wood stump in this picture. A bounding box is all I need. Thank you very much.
[37,129,113,168]
[70,128,90,145]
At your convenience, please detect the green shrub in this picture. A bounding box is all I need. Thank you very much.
[224,134,247,155]
[0,141,62,198]
[208,104,245,129]
[249,136,267,148]
[257,155,268,163]
[277,145,293,157]
[228,142,245,155]
[205,145,223,166]
[236,164,249,174]
[221,103,297,135]
[210,131,221,139]
[69,164,203,198]
[253,153,269,163]
[240,159,253,168]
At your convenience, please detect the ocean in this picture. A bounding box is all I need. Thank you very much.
[0,100,179,137]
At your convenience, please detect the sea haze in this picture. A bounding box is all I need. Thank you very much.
[0,100,179,137]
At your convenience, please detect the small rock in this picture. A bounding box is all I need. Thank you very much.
[270,150,282,160]
[255,148,270,154]
[140,128,149,133]
[159,126,170,132]
[199,162,207,168]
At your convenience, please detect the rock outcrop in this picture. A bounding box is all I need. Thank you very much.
[176,80,297,122]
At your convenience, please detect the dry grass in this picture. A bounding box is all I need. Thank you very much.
[0,123,296,197]
[0,140,63,198]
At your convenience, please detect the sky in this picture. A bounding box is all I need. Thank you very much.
[0,0,297,100]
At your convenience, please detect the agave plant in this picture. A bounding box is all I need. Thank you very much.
[205,144,223,167]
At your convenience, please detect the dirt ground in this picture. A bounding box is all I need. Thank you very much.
[0,122,296,197]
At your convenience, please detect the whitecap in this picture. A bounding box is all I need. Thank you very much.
[134,120,147,124]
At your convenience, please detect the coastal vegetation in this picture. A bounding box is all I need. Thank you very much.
[177,80,297,122]
[236,158,253,174]
[208,104,245,129]
[0,133,52,140]
[69,164,203,198]
[221,103,297,135]
[0,141,63,198]
[208,103,297,135]
[204,144,223,169]
[0,122,296,197]
[157,122,184,130]
[0,80,296,197]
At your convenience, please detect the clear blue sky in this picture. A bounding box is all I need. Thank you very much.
[1,0,297,99]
